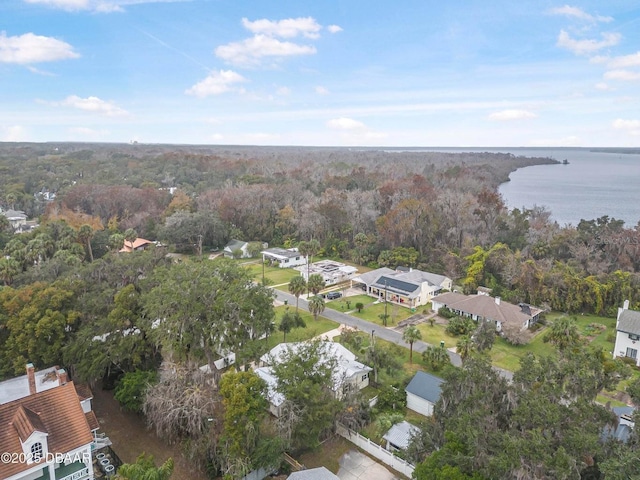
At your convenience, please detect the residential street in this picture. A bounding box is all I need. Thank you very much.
[271,288,515,380]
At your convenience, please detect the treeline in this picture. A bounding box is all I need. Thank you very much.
[2,144,640,315]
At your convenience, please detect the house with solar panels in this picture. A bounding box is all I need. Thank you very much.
[351,267,452,309]
[613,300,640,366]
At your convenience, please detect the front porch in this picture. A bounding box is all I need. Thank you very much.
[35,462,90,480]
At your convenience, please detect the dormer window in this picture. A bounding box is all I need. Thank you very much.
[31,442,43,462]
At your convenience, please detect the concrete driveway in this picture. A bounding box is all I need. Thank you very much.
[337,450,401,480]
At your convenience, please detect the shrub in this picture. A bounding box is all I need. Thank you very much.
[445,316,475,336]
[355,302,365,312]
[438,307,457,319]
[114,370,158,413]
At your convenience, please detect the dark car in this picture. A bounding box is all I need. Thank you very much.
[326,291,342,300]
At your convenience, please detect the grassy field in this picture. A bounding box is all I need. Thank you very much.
[324,294,375,312]
[241,261,302,285]
[268,306,339,346]
[348,301,414,326]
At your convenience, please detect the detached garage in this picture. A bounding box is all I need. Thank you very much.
[405,371,443,416]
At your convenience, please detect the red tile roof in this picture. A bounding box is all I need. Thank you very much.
[0,382,93,479]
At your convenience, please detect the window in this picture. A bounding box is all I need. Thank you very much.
[629,334,640,341]
[361,373,368,381]
[626,347,638,360]
[31,442,43,462]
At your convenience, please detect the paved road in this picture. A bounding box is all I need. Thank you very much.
[272,289,515,380]
[272,289,463,367]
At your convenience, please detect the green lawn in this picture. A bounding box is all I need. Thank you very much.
[416,323,458,349]
[324,294,375,312]
[242,262,301,285]
[348,301,414,327]
[268,306,339,346]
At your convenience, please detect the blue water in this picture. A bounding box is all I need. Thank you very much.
[495,148,640,227]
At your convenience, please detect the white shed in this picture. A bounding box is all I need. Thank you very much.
[405,371,443,416]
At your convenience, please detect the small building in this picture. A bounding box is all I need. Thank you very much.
[352,267,452,309]
[405,371,443,416]
[431,292,542,332]
[119,237,154,253]
[287,467,339,480]
[262,247,307,268]
[0,209,28,232]
[382,420,420,452]
[0,365,100,480]
[255,341,372,416]
[297,260,358,286]
[223,239,251,258]
[613,300,640,366]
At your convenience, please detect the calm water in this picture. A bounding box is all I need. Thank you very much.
[494,148,640,226]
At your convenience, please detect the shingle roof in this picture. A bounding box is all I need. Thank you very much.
[288,466,340,479]
[12,406,47,441]
[262,247,301,259]
[432,292,542,327]
[617,309,640,336]
[0,382,93,479]
[405,371,443,403]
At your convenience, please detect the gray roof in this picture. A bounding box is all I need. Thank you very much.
[382,420,420,450]
[262,247,300,259]
[352,267,395,285]
[405,371,443,403]
[288,467,339,480]
[224,239,247,251]
[617,309,640,336]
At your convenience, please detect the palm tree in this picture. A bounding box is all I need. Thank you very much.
[77,224,95,262]
[298,239,320,297]
[124,228,138,251]
[279,309,306,342]
[543,316,581,351]
[307,273,325,296]
[308,295,326,321]
[456,335,475,362]
[288,276,307,311]
[402,325,422,364]
[0,258,20,286]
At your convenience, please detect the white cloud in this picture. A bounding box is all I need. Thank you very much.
[1,125,27,141]
[608,52,640,69]
[241,17,321,39]
[215,34,316,67]
[24,0,89,10]
[557,30,620,55]
[595,82,612,90]
[488,109,537,121]
[548,5,612,23]
[276,86,290,96]
[185,70,247,97]
[315,86,329,95]
[327,25,343,33]
[0,32,79,64]
[68,127,110,139]
[613,119,640,136]
[57,95,128,116]
[604,69,640,81]
[327,117,366,130]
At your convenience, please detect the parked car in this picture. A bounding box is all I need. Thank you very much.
[326,291,342,300]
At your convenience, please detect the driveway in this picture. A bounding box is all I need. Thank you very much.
[337,450,400,480]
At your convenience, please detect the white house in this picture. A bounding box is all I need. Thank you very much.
[405,371,443,416]
[613,300,640,366]
[352,267,452,309]
[223,239,251,258]
[431,292,543,332]
[261,247,307,268]
[255,341,372,416]
[297,260,358,286]
[0,209,28,232]
[0,366,98,480]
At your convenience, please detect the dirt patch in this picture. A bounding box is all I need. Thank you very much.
[92,386,206,480]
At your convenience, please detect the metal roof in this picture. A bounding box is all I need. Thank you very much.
[382,421,420,450]
[288,467,339,480]
[405,371,443,404]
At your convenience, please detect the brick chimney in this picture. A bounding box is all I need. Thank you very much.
[57,368,68,385]
[26,363,36,395]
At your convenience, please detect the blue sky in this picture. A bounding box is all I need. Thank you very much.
[1,0,640,146]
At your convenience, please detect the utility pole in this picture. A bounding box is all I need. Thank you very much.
[383,280,388,326]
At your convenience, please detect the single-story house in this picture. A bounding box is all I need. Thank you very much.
[0,209,28,232]
[405,371,443,416]
[223,239,251,258]
[613,300,640,366]
[382,420,420,452]
[255,341,372,416]
[119,237,154,253]
[262,247,307,268]
[0,365,101,480]
[352,267,452,309]
[288,467,339,480]
[297,260,358,285]
[431,292,543,332]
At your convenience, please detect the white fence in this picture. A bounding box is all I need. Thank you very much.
[335,422,415,478]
